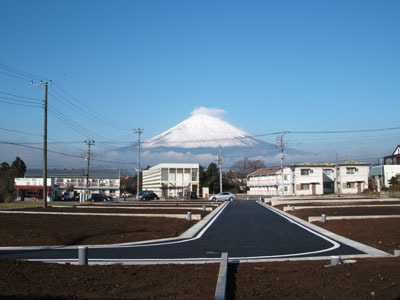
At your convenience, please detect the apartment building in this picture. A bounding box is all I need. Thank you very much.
[247,161,369,196]
[142,163,200,198]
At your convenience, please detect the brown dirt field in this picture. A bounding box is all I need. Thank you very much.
[315,218,400,254]
[227,258,400,300]
[0,214,196,246]
[0,258,399,300]
[0,259,219,300]
[290,206,400,221]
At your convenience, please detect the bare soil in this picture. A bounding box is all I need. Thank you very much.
[0,259,219,300]
[315,218,400,254]
[227,258,400,300]
[0,213,196,246]
[290,206,400,220]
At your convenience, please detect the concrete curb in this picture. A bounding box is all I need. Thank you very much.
[283,204,400,211]
[214,252,228,300]
[309,215,400,222]
[56,205,214,211]
[0,210,202,220]
[272,198,400,206]
[258,202,392,258]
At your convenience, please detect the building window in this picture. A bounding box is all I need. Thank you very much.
[346,168,356,174]
[284,186,288,192]
[161,168,168,181]
[301,183,310,190]
[301,169,310,176]
[346,182,355,189]
[323,169,332,175]
[192,169,198,181]
[284,175,288,181]
[169,169,176,181]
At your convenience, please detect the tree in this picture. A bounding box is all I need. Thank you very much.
[0,157,27,202]
[0,162,10,173]
[205,162,220,194]
[231,158,266,178]
[11,157,26,177]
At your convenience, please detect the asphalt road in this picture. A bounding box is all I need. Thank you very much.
[0,201,364,261]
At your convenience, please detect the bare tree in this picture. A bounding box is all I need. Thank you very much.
[231,158,266,178]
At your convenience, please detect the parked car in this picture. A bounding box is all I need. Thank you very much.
[209,192,236,201]
[101,193,112,201]
[139,191,159,201]
[90,193,109,202]
[62,191,79,201]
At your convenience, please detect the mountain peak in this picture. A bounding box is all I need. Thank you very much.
[143,113,258,149]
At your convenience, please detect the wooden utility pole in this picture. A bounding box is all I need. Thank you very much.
[31,80,51,208]
[85,140,95,200]
[134,128,143,200]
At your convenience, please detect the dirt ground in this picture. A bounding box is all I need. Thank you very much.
[290,206,400,220]
[0,213,196,246]
[227,258,400,300]
[315,218,400,254]
[0,259,219,300]
[0,258,399,300]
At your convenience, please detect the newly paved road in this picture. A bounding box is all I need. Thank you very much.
[0,201,364,261]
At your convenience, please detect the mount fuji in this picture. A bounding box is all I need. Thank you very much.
[118,110,307,166]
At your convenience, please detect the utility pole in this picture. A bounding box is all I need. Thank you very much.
[336,153,340,197]
[134,128,143,200]
[278,132,287,197]
[85,140,95,201]
[218,147,223,193]
[31,80,52,208]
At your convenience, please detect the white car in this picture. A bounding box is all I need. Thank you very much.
[209,192,236,201]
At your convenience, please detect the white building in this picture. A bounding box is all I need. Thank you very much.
[370,145,400,190]
[142,163,200,198]
[15,169,121,201]
[247,161,369,196]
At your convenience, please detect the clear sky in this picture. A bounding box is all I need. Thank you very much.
[1,0,399,168]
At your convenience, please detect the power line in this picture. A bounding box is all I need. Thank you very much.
[288,127,400,134]
[0,91,42,101]
[0,62,47,81]
[0,98,41,108]
[52,83,131,131]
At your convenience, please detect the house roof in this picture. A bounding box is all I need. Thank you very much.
[247,167,282,177]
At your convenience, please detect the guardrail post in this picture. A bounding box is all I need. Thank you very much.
[78,246,88,265]
[214,252,228,300]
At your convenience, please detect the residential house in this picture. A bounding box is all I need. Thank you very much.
[247,161,369,196]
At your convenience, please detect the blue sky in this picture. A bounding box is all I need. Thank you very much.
[1,0,399,167]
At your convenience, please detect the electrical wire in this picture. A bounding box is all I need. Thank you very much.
[52,83,131,131]
[0,62,47,81]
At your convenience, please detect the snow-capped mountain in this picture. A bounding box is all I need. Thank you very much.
[143,113,259,149]
[117,111,308,166]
